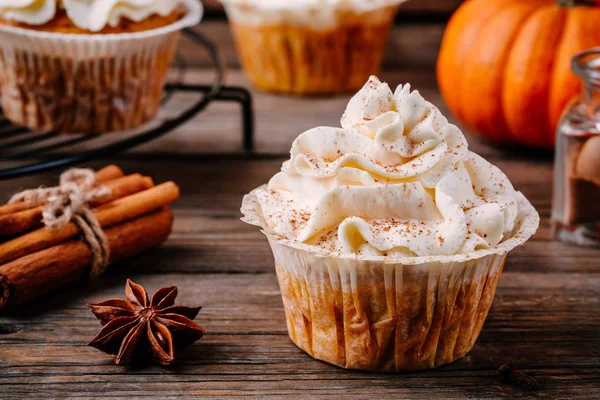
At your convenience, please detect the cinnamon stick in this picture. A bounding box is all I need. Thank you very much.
[0,164,124,216]
[91,165,125,183]
[0,207,174,310]
[0,174,154,237]
[0,182,179,266]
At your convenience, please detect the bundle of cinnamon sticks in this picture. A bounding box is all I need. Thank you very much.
[0,165,179,311]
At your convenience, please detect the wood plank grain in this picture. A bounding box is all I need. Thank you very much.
[0,273,598,398]
[0,153,598,399]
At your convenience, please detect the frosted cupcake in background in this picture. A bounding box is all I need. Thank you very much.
[219,0,407,95]
[242,76,539,372]
[0,0,202,133]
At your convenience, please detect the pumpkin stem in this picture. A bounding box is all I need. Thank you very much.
[557,0,596,7]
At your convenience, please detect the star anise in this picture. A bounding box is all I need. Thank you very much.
[88,279,205,366]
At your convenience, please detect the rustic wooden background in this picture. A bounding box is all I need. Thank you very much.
[1,1,600,398]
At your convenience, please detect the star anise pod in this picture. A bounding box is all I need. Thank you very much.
[88,279,204,366]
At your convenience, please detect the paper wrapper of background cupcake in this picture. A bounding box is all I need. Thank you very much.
[0,0,202,134]
[241,190,539,372]
[220,0,408,95]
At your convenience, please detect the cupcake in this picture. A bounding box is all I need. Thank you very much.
[241,76,539,372]
[0,0,202,133]
[219,0,407,95]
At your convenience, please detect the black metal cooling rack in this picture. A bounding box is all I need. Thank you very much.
[0,29,254,181]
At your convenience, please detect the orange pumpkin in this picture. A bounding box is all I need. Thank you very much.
[437,0,600,148]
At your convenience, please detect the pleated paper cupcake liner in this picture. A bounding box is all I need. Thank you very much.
[0,0,202,134]
[222,3,403,95]
[242,189,539,372]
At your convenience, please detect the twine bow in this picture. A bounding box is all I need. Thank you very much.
[9,168,112,278]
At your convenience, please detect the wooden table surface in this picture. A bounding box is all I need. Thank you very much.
[1,16,600,399]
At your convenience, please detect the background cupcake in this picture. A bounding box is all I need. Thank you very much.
[242,76,539,372]
[0,0,202,134]
[219,0,407,95]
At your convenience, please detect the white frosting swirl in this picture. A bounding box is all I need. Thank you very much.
[0,0,57,26]
[0,0,185,32]
[253,76,521,257]
[220,0,408,27]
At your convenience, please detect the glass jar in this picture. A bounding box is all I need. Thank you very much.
[552,48,600,246]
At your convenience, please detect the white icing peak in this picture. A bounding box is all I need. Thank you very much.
[219,0,408,27]
[253,76,521,258]
[0,0,186,32]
